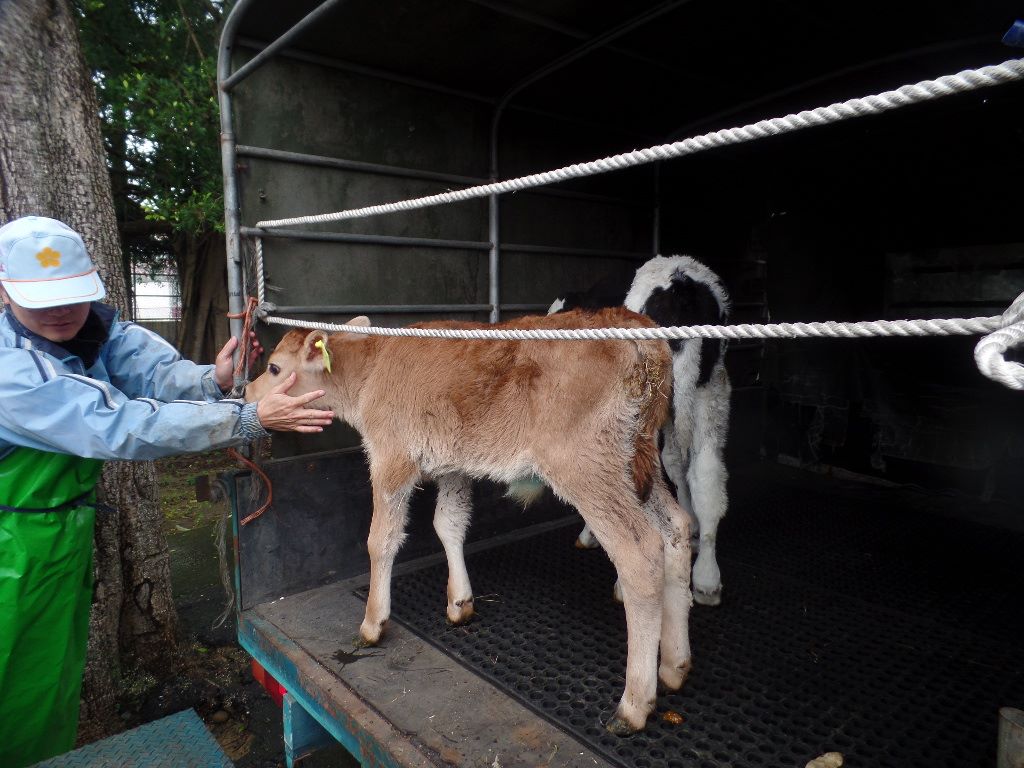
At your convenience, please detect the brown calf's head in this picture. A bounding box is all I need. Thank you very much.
[244,316,371,403]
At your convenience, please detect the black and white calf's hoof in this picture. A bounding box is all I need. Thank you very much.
[574,525,601,549]
[693,585,722,606]
[612,579,623,604]
[692,544,723,605]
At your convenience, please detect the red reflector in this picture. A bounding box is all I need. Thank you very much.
[251,658,287,707]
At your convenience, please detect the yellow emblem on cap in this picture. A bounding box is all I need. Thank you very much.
[35,247,61,268]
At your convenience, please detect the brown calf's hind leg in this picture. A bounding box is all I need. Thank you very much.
[555,472,665,736]
[650,478,693,691]
[433,473,475,624]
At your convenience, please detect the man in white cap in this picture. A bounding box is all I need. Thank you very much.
[0,215,334,767]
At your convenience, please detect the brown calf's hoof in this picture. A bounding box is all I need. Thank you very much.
[658,659,692,692]
[355,621,385,647]
[446,597,475,626]
[605,716,642,737]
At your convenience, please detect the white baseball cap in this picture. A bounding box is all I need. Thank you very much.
[0,216,106,309]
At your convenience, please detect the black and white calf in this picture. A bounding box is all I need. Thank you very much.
[551,255,732,605]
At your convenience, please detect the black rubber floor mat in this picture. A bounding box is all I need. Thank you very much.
[357,474,1024,768]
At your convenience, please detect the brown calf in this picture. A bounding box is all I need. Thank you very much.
[245,308,694,734]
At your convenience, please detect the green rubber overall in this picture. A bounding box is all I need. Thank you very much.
[0,447,103,767]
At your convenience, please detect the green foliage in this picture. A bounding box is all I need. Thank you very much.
[76,0,226,257]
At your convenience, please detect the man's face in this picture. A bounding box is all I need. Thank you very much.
[1,290,90,343]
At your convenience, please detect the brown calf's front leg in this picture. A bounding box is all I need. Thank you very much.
[360,456,418,647]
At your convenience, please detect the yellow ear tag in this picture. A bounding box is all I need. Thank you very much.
[315,339,332,373]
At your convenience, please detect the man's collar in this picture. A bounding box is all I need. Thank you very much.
[4,303,117,367]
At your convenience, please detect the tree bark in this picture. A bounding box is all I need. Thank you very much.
[0,0,178,746]
[176,230,229,364]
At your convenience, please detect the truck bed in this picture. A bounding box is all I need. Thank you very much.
[235,458,1024,768]
[240,518,608,767]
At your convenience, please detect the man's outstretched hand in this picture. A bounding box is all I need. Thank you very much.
[255,372,335,433]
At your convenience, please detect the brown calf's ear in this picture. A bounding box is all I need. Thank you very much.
[301,330,332,371]
[338,315,371,342]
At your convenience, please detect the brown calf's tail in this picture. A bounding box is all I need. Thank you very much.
[628,341,672,503]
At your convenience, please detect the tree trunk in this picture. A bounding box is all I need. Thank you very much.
[0,0,178,747]
[176,230,229,364]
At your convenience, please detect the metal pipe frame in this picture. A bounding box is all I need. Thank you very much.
[502,243,649,261]
[220,0,351,351]
[221,0,674,338]
[239,226,491,252]
[266,307,777,322]
[222,0,349,92]
[235,35,493,105]
[217,0,259,349]
[242,226,650,262]
[664,34,995,141]
[488,0,691,321]
[463,0,698,80]
[652,162,661,257]
[235,145,648,207]
[273,304,493,315]
[234,36,659,145]
[270,303,550,316]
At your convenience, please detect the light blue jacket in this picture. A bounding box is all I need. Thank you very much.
[0,303,267,461]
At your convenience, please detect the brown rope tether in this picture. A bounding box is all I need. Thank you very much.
[226,296,260,383]
[228,447,273,525]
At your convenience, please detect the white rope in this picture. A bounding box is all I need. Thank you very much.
[255,58,1024,229]
[254,236,266,306]
[263,311,1004,341]
[258,292,1024,390]
[974,292,1024,390]
[249,236,276,320]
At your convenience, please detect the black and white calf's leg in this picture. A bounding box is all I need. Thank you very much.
[685,366,731,606]
[659,423,698,543]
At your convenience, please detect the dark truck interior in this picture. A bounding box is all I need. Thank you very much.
[223,3,1024,765]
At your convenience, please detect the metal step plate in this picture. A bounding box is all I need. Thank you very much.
[30,709,233,768]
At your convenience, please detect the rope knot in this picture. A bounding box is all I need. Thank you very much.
[974,291,1024,390]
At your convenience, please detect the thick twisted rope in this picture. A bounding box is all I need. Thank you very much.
[261,312,1004,341]
[974,292,1024,389]
[259,292,1024,390]
[255,58,1024,228]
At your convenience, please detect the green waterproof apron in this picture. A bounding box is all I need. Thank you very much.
[0,447,103,768]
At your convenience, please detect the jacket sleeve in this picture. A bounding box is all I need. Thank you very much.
[0,347,267,461]
[100,321,226,402]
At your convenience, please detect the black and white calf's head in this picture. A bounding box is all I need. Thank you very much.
[624,256,729,324]
[552,255,730,387]
[625,256,730,388]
